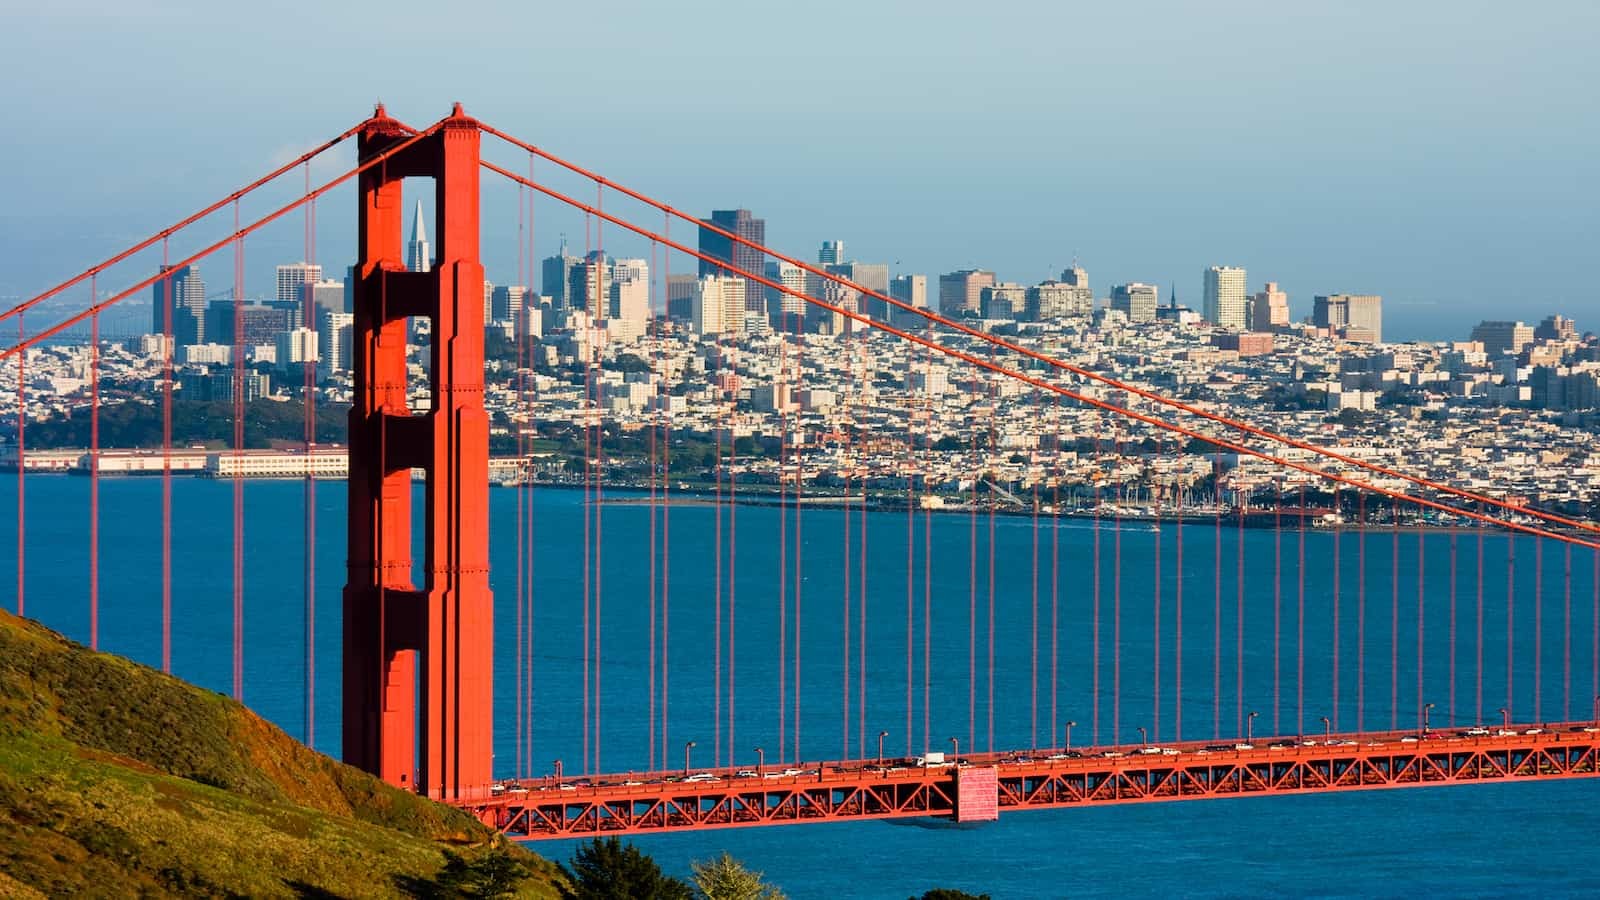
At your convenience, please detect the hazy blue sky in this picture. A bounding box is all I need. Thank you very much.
[3,0,1596,340]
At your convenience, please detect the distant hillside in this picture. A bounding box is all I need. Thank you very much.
[0,609,559,898]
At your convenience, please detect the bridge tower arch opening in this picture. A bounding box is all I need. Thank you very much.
[342,104,493,800]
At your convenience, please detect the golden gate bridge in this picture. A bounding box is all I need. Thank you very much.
[3,105,1597,839]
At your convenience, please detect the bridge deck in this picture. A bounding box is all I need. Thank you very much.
[453,723,1600,839]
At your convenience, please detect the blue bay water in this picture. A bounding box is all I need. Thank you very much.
[4,474,1599,898]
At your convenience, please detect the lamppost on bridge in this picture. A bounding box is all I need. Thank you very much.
[877,731,889,766]
[684,741,696,777]
[754,747,765,776]
[1247,711,1260,745]
[949,737,960,762]
[554,759,563,787]
[1136,726,1148,750]
[1593,696,1599,728]
[1498,707,1510,732]
[1422,702,1435,735]
[1065,720,1077,750]
[1320,716,1330,744]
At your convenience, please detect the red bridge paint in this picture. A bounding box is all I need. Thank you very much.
[955,766,1000,822]
[342,105,494,800]
[453,727,1598,839]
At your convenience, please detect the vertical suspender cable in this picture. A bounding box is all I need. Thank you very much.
[581,212,592,774]
[1332,486,1341,730]
[1417,523,1426,728]
[715,382,725,767]
[986,371,996,754]
[303,164,318,748]
[593,187,605,775]
[923,321,932,754]
[1092,445,1102,746]
[232,203,245,701]
[1236,477,1246,737]
[968,382,977,754]
[1031,482,1040,749]
[1507,533,1516,720]
[905,362,915,757]
[1152,456,1162,743]
[1450,529,1459,726]
[514,187,525,778]
[1171,445,1184,736]
[1054,472,1063,748]
[523,154,537,779]
[1357,493,1367,732]
[1390,512,1399,730]
[858,358,868,760]
[793,330,804,764]
[12,312,20,618]
[1213,450,1223,741]
[1297,490,1307,737]
[776,301,787,763]
[729,371,739,769]
[89,295,100,650]
[1274,481,1282,734]
[1477,502,1486,724]
[646,240,657,772]
[1534,538,1543,722]
[161,241,174,672]
[1562,542,1571,721]
[1113,456,1122,747]
[839,369,850,760]
[661,219,673,769]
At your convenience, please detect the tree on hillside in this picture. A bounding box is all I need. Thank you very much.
[430,847,533,898]
[689,852,786,900]
[910,890,991,900]
[559,838,693,900]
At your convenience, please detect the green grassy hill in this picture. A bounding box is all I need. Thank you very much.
[0,609,560,898]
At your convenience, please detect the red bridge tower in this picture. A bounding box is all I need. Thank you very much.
[342,105,492,799]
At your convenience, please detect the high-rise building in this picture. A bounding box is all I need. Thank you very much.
[206,301,292,349]
[765,260,808,322]
[938,269,996,316]
[302,279,344,321]
[666,274,697,320]
[318,311,353,375]
[979,283,1027,319]
[1203,266,1248,329]
[826,261,890,317]
[1109,283,1159,323]
[1027,279,1093,320]
[491,285,528,323]
[698,209,766,312]
[541,239,581,309]
[151,264,207,347]
[818,240,846,264]
[1314,294,1383,343]
[1250,281,1290,330]
[180,371,271,403]
[691,274,747,336]
[1470,320,1536,357]
[569,251,611,319]
[275,328,319,369]
[405,200,431,273]
[608,258,650,341]
[1535,314,1577,342]
[807,280,858,335]
[890,274,928,325]
[275,262,323,305]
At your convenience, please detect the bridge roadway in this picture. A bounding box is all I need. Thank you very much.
[453,723,1600,839]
